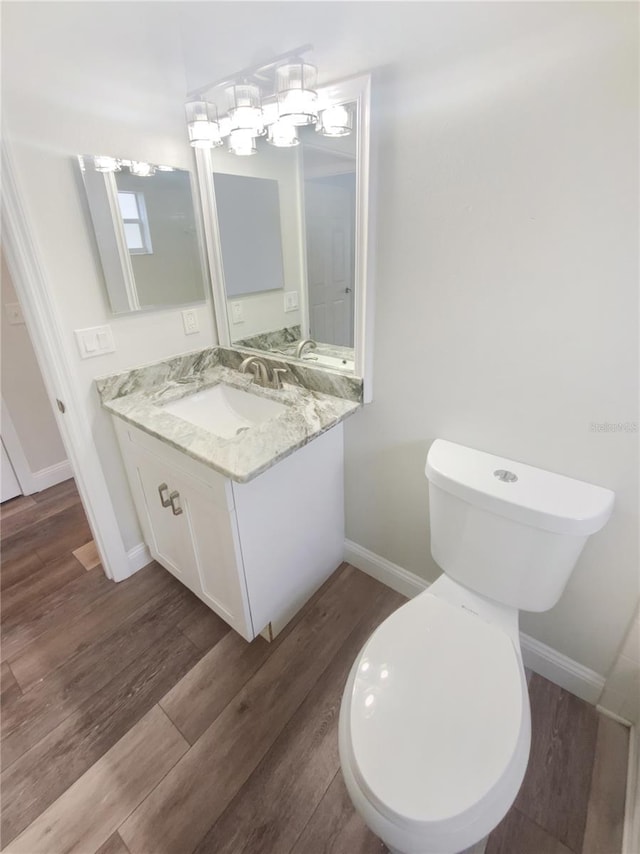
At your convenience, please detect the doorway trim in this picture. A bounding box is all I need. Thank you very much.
[2,140,132,582]
[1,397,32,494]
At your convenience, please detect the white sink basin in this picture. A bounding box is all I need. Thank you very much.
[162,384,287,439]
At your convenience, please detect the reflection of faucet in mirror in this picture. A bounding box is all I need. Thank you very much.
[295,339,317,359]
[240,356,288,390]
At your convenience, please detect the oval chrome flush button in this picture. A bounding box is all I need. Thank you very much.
[494,469,518,483]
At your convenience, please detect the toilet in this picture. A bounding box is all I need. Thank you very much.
[339,439,614,854]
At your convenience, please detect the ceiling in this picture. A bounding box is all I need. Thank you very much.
[176,1,618,97]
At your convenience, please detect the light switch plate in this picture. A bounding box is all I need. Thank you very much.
[284,291,299,312]
[5,303,25,325]
[75,325,115,359]
[182,309,199,335]
[231,301,245,324]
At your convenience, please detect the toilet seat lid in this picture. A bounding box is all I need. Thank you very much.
[347,592,524,825]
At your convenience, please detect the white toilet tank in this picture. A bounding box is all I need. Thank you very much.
[425,440,614,612]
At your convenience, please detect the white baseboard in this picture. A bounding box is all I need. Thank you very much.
[596,705,634,727]
[344,538,606,705]
[127,542,152,575]
[345,539,428,599]
[623,725,640,854]
[519,632,604,704]
[28,460,73,493]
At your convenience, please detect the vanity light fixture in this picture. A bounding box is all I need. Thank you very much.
[316,103,353,137]
[266,122,300,148]
[275,60,318,126]
[184,44,351,156]
[93,155,121,173]
[185,99,223,148]
[87,156,169,176]
[129,160,156,178]
[228,128,257,156]
[261,94,299,148]
[266,117,300,147]
[227,83,264,137]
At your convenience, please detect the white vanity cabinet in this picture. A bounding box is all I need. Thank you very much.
[113,417,345,641]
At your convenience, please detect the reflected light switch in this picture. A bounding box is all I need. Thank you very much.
[182,309,199,335]
[284,291,299,312]
[231,302,245,324]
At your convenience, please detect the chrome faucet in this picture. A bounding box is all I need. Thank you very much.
[295,338,317,359]
[239,356,288,390]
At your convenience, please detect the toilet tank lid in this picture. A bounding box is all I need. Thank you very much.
[425,440,614,536]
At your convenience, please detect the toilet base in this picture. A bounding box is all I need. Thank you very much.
[388,841,487,854]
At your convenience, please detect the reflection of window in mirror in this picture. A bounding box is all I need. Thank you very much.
[77,154,207,314]
[117,191,153,255]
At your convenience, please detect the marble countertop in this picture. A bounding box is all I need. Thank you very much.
[99,363,360,483]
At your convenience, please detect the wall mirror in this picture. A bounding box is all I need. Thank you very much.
[77,155,207,314]
[197,73,374,396]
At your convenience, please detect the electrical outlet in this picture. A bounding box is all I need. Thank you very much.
[5,302,25,325]
[231,302,245,324]
[182,309,199,335]
[284,291,299,312]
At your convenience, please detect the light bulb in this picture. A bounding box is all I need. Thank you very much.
[185,100,223,148]
[317,104,352,137]
[93,155,121,173]
[266,120,300,148]
[228,128,257,156]
[276,61,318,126]
[129,161,156,178]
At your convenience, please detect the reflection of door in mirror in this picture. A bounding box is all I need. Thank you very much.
[305,173,355,348]
[78,156,206,314]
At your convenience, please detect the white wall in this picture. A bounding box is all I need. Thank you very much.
[1,251,67,475]
[1,2,217,549]
[600,607,640,724]
[343,4,639,678]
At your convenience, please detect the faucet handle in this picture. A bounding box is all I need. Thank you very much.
[270,366,288,390]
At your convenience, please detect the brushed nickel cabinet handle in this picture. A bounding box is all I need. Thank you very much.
[169,490,183,516]
[158,483,171,508]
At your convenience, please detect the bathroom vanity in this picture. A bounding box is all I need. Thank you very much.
[98,350,361,640]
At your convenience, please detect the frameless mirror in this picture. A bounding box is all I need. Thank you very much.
[77,155,207,314]
[198,73,374,392]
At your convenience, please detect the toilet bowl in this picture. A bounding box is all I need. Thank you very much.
[339,576,531,854]
[339,439,614,854]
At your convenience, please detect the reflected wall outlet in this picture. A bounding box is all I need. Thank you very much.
[182,309,199,335]
[75,325,115,359]
[284,291,299,312]
[231,302,245,324]
[5,303,25,325]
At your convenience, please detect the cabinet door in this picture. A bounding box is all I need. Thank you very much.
[116,422,254,640]
[185,488,253,639]
[130,449,202,596]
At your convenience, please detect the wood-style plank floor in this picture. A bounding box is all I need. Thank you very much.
[0,481,630,854]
